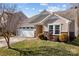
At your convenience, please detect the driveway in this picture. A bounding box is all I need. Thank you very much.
[0,36,35,48]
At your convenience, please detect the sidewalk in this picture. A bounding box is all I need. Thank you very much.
[0,36,27,48]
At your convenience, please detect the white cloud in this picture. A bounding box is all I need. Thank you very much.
[40,3,48,6]
[38,9,43,12]
[32,8,35,10]
[47,6,66,12]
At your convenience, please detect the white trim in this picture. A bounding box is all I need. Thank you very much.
[37,14,52,24]
[48,24,61,35]
[55,14,72,23]
[40,14,51,23]
[48,23,60,25]
[39,13,72,25]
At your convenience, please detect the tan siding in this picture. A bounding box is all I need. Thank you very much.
[69,20,75,32]
[43,19,69,32]
[52,19,69,32]
[43,25,48,32]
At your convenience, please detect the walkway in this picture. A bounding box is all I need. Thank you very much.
[0,36,35,48]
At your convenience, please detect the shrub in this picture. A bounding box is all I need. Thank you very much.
[38,33,48,40]
[59,33,68,42]
[76,34,79,39]
[55,35,59,41]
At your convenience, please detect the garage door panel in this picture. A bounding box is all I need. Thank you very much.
[17,29,34,37]
[22,31,34,37]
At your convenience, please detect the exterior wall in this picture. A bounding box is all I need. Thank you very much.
[44,31,75,42]
[77,9,79,36]
[69,20,75,40]
[44,32,68,41]
[73,9,79,37]
[43,25,48,32]
[69,32,75,41]
[43,18,69,32]
[43,18,75,41]
[69,20,75,32]
[52,19,69,32]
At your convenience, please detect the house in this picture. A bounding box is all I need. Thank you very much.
[0,4,79,41]
[15,10,71,40]
[16,5,79,41]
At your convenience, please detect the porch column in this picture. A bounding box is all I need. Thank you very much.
[74,9,78,37]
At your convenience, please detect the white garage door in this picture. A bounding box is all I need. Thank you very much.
[17,27,35,37]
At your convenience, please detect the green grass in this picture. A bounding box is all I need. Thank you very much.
[69,38,79,46]
[0,39,79,56]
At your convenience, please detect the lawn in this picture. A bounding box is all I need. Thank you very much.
[0,39,79,56]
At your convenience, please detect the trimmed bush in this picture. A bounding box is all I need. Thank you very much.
[55,35,59,42]
[76,34,79,39]
[59,33,68,42]
[38,33,48,40]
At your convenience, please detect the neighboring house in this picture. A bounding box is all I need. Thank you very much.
[16,6,79,41]
[0,11,28,35]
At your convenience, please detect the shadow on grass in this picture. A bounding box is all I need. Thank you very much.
[10,46,78,56]
[67,39,79,46]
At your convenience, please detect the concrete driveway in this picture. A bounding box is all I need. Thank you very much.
[0,36,35,48]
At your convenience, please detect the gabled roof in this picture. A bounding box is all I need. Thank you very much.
[15,11,28,20]
[40,13,71,25]
[15,11,29,28]
[28,10,50,23]
[41,14,60,25]
[6,11,28,30]
[55,8,79,21]
[0,11,28,32]
[27,10,72,25]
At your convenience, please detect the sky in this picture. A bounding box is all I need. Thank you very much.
[3,3,72,17]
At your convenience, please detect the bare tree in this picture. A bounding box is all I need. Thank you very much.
[0,3,17,48]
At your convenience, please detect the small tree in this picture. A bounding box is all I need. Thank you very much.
[0,4,17,48]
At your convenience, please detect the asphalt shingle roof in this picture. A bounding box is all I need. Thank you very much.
[42,14,59,25]
[28,10,50,23]
[55,8,79,21]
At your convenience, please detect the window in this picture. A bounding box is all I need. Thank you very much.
[49,25,53,34]
[49,25,60,35]
[25,27,34,30]
[27,27,29,29]
[20,27,25,29]
[20,27,34,30]
[23,27,25,29]
[30,27,34,29]
[55,25,60,34]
